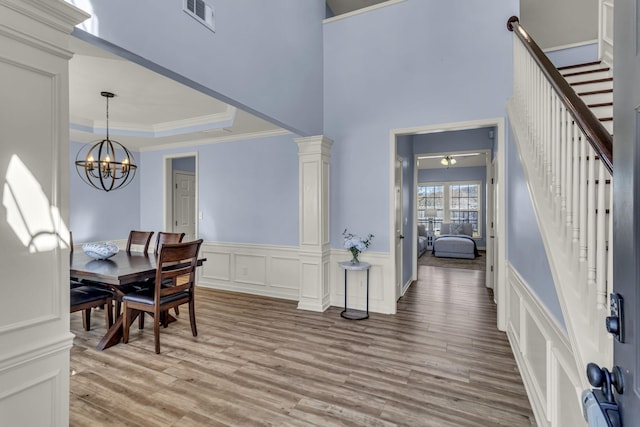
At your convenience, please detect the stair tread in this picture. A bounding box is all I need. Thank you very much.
[565,71,612,84]
[557,60,602,71]
[570,77,613,86]
[562,67,610,77]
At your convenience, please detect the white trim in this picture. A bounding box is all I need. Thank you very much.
[542,39,598,53]
[323,0,406,24]
[163,152,199,241]
[390,117,506,329]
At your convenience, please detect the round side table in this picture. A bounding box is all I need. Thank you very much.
[338,261,371,320]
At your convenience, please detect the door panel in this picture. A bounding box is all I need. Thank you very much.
[395,158,403,300]
[173,171,196,241]
[612,0,640,422]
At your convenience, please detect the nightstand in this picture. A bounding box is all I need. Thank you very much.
[426,230,435,250]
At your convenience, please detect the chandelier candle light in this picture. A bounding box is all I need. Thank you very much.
[342,229,374,264]
[75,91,137,192]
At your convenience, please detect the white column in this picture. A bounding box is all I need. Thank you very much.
[0,1,88,426]
[295,135,333,311]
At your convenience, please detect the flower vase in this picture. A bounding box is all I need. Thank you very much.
[350,249,360,265]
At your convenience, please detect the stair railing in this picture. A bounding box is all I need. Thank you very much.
[506,16,613,380]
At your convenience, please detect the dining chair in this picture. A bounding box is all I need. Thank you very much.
[126,230,154,255]
[154,231,186,254]
[70,285,114,331]
[153,231,186,319]
[69,231,83,288]
[122,239,203,354]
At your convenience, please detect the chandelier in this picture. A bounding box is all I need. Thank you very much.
[440,155,457,167]
[75,91,137,192]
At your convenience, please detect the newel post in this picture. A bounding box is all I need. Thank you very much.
[295,135,333,311]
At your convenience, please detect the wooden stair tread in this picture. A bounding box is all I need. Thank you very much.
[557,61,602,70]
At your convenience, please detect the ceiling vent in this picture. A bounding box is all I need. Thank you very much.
[184,0,215,32]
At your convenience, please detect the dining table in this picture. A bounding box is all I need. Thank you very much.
[70,249,205,350]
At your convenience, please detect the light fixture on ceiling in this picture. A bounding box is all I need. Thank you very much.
[75,92,137,192]
[440,155,457,167]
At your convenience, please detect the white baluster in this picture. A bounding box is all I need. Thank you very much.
[587,145,596,289]
[596,161,608,309]
[579,132,588,261]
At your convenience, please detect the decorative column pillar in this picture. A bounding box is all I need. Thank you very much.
[295,135,333,311]
[0,1,89,426]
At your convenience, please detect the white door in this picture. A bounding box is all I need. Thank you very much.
[395,158,403,300]
[173,171,196,241]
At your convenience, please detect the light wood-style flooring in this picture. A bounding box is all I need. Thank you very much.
[70,265,535,426]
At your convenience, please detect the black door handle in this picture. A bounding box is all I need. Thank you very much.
[399,235,404,239]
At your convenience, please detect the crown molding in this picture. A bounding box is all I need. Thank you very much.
[70,106,237,138]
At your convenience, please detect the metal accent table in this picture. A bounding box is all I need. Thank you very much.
[338,261,371,320]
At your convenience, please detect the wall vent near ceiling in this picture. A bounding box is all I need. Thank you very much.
[184,0,215,32]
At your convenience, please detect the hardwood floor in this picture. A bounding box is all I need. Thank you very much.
[70,265,535,426]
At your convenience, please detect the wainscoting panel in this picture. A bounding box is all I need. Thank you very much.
[270,256,300,292]
[506,265,585,427]
[198,242,300,300]
[197,242,398,314]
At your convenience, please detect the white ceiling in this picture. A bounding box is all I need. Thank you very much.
[68,37,284,152]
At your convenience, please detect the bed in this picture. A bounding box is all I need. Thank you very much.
[432,223,479,259]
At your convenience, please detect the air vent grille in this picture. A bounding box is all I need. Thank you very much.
[184,0,215,32]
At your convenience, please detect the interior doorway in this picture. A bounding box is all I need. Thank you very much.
[164,153,198,240]
[390,118,507,329]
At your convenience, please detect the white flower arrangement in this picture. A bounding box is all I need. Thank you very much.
[342,229,374,264]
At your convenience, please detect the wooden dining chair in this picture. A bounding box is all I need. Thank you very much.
[151,231,186,319]
[154,231,186,254]
[122,239,203,354]
[70,285,114,331]
[126,230,154,255]
[69,231,83,288]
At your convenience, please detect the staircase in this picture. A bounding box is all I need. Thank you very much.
[559,61,613,135]
[506,16,614,400]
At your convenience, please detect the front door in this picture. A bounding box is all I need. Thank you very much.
[612,0,640,422]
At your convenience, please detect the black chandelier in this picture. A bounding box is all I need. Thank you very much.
[75,91,137,192]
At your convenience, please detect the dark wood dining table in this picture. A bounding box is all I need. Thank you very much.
[70,250,205,350]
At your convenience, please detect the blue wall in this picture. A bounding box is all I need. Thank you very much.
[70,0,325,137]
[545,42,598,68]
[506,125,565,328]
[172,156,195,173]
[324,0,517,252]
[69,141,141,242]
[139,133,299,246]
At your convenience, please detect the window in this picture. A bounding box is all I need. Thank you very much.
[417,181,482,236]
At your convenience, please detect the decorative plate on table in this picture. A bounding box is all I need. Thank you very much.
[82,242,119,260]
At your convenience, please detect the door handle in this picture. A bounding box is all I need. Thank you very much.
[399,235,404,239]
[582,363,623,427]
